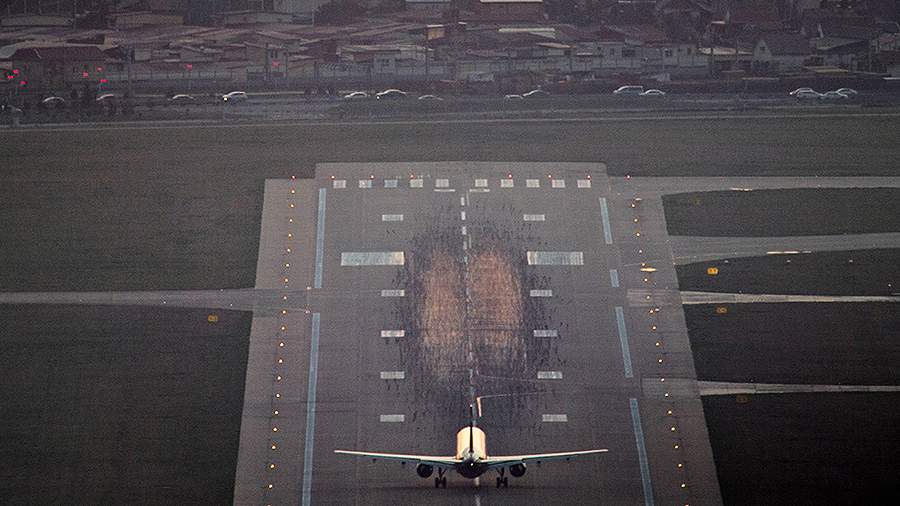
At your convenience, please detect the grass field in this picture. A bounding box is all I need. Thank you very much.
[0,305,250,504]
[684,303,900,385]
[677,248,900,295]
[703,393,900,506]
[663,188,900,237]
[3,115,900,291]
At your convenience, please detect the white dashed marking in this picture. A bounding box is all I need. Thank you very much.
[358,180,373,188]
[436,178,450,188]
[475,178,488,187]
[577,179,591,188]
[526,179,540,188]
[384,179,398,188]
[551,179,566,188]
[410,179,423,188]
[500,179,514,188]
[332,180,346,189]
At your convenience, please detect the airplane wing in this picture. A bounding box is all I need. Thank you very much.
[481,449,608,468]
[334,450,461,468]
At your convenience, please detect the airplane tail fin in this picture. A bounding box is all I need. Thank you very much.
[468,403,476,454]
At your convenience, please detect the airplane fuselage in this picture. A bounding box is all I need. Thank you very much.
[455,426,489,478]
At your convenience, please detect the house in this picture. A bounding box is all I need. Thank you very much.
[405,0,453,12]
[753,31,811,73]
[474,0,545,22]
[8,45,109,88]
[109,11,185,29]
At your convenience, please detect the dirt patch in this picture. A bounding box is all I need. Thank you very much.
[703,393,900,506]
[0,304,250,504]
[677,248,900,295]
[663,188,900,236]
[684,303,900,384]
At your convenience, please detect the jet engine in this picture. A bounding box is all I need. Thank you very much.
[416,463,434,478]
[509,463,527,477]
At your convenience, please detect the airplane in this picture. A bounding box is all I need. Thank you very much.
[334,405,608,488]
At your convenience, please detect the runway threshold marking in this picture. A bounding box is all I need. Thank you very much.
[301,313,322,506]
[314,188,327,289]
[629,398,655,506]
[599,197,613,245]
[615,306,634,378]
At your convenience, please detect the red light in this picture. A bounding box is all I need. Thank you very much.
[6,75,13,80]
[507,173,512,178]
[185,64,193,70]
[99,78,108,84]
[96,66,103,72]
[82,72,89,78]
[19,80,26,86]
[272,61,280,68]
[13,69,20,75]
[330,175,335,179]
[292,175,297,180]
[587,174,592,180]
[369,174,375,179]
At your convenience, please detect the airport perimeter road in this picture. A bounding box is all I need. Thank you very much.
[292,162,722,506]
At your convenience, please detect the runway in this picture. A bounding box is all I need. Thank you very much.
[228,162,723,506]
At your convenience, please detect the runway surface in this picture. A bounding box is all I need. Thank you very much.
[227,162,722,506]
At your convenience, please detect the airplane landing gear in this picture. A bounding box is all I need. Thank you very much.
[496,467,508,488]
[434,468,447,488]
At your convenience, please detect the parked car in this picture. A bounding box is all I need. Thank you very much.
[169,94,197,103]
[503,94,524,100]
[613,85,644,95]
[375,89,407,100]
[522,89,550,98]
[794,90,823,100]
[417,94,443,101]
[789,87,815,96]
[639,89,666,96]
[835,87,858,96]
[820,90,850,100]
[342,91,368,100]
[41,96,67,108]
[222,91,248,103]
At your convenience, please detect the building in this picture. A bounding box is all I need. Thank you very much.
[8,45,109,88]
[753,31,811,73]
[474,0,545,22]
[405,0,453,12]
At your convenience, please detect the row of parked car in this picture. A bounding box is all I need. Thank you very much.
[789,87,858,100]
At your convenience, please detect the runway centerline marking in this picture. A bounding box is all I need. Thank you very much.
[379,371,406,380]
[301,313,321,506]
[599,197,613,245]
[313,188,327,289]
[610,269,620,288]
[629,398,655,506]
[534,329,558,338]
[530,289,553,297]
[615,306,634,378]
[537,371,563,379]
[523,214,546,222]
[381,330,406,338]
[380,289,405,297]
[380,414,406,423]
[542,414,568,422]
[381,214,404,222]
